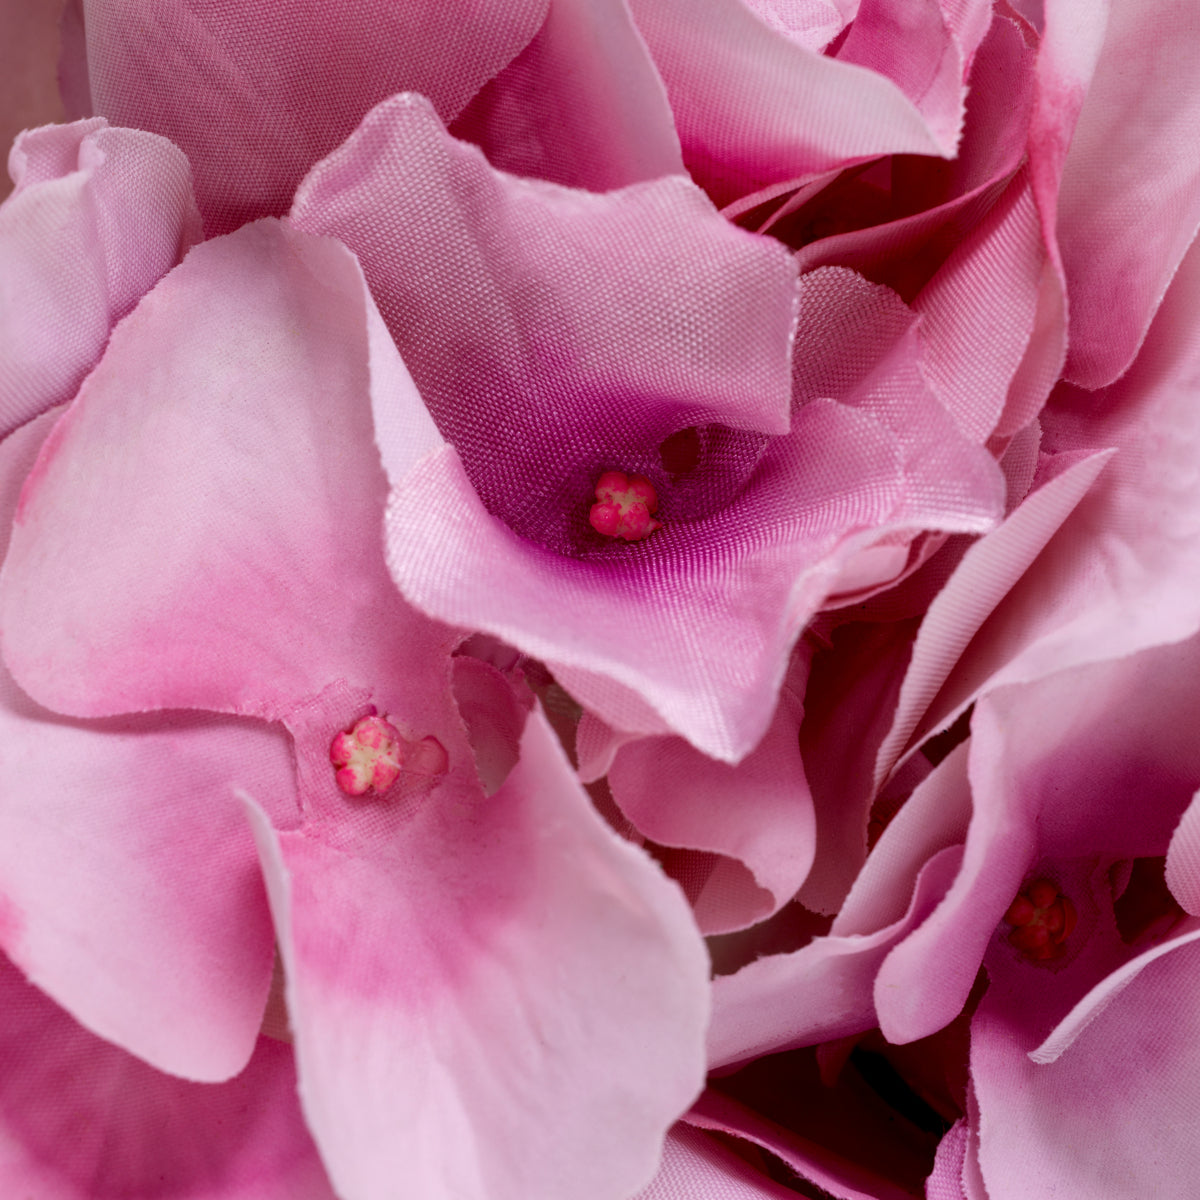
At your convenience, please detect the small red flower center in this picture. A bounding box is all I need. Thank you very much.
[1004,879,1077,961]
[588,471,662,542]
[330,714,405,795]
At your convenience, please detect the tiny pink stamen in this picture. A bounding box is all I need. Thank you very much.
[1004,878,1077,962]
[330,714,406,796]
[588,470,663,542]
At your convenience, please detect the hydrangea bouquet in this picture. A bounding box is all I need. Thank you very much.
[3,1,1200,1197]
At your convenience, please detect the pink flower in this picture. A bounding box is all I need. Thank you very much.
[0,219,710,1200]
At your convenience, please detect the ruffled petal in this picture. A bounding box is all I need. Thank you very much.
[80,0,549,233]
[0,119,201,435]
[245,708,709,1200]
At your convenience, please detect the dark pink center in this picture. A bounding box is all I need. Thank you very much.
[1004,879,1077,961]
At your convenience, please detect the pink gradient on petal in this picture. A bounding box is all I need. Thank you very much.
[244,709,709,1200]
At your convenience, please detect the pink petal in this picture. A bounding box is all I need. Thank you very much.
[901,235,1200,719]
[0,953,335,1199]
[79,0,548,233]
[626,0,953,207]
[0,407,286,1080]
[1,218,440,722]
[878,638,1200,1043]
[927,1122,970,1200]
[633,1125,802,1199]
[1166,787,1200,914]
[912,172,1046,444]
[606,650,815,934]
[971,920,1200,1197]
[246,709,708,1200]
[449,0,684,190]
[709,843,962,1069]
[1058,0,1200,387]
[0,118,201,436]
[872,447,1111,789]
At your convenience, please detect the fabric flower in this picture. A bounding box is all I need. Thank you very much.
[0,218,710,1200]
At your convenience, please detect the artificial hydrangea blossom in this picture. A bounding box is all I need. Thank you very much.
[0,218,710,1200]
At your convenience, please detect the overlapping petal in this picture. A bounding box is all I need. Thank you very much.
[78,0,549,233]
[246,708,709,1200]
[0,118,201,436]
[0,953,336,1199]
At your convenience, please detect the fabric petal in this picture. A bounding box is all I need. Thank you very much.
[606,650,815,934]
[0,118,201,436]
[0,954,335,1199]
[449,0,684,191]
[0,407,288,1080]
[80,0,548,233]
[244,708,709,1200]
[0,218,437,723]
[626,0,953,207]
[971,920,1200,1198]
[1058,0,1200,387]
[634,1125,801,1199]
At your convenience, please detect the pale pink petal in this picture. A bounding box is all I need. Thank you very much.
[878,639,1200,1043]
[79,0,548,233]
[785,14,1034,299]
[606,650,815,934]
[1058,0,1200,387]
[0,218,442,722]
[626,0,953,207]
[245,708,709,1200]
[449,0,684,190]
[912,172,1046,444]
[971,919,1200,1197]
[0,118,201,435]
[926,1122,970,1200]
[872,447,1111,789]
[836,0,968,156]
[0,408,287,1081]
[709,843,962,1069]
[0,954,335,1199]
[634,1125,801,1199]
[900,234,1200,719]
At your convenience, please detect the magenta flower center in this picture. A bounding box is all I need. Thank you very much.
[329,714,406,796]
[1004,878,1077,961]
[588,471,663,542]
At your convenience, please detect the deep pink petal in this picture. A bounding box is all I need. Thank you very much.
[79,0,548,233]
[1,218,443,722]
[449,0,684,190]
[245,709,709,1200]
[0,953,335,1199]
[606,651,815,934]
[0,118,201,435]
[1058,0,1200,387]
[626,0,953,207]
